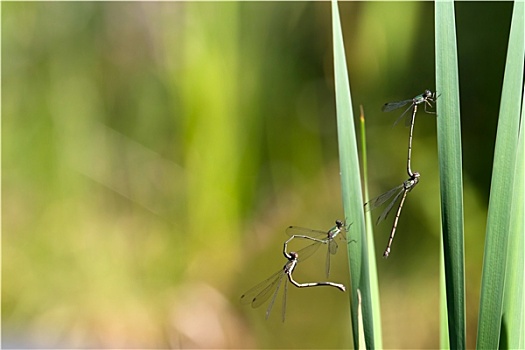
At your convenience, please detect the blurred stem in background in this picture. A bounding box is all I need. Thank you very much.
[168,3,243,285]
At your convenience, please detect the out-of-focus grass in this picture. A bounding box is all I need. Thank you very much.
[3,2,354,348]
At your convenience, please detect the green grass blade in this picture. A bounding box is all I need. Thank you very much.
[331,2,378,348]
[476,2,525,348]
[359,106,383,349]
[439,236,450,349]
[435,1,466,348]
[500,82,524,349]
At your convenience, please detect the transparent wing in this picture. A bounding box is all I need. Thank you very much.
[328,239,338,255]
[381,99,412,112]
[264,272,284,320]
[325,245,332,278]
[286,226,326,238]
[365,184,404,212]
[377,189,405,224]
[240,269,283,308]
[294,239,323,262]
[393,104,416,127]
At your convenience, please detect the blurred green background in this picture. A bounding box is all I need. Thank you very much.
[2,2,513,348]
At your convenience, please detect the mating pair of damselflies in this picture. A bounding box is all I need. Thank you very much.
[366,90,438,257]
[241,220,349,322]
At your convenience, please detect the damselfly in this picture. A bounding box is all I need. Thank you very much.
[285,220,350,277]
[240,236,346,322]
[382,90,439,177]
[382,89,438,126]
[365,172,420,257]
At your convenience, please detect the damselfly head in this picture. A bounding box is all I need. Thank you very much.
[335,219,344,228]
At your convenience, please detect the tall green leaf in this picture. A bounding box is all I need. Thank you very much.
[439,236,450,349]
[500,82,524,349]
[360,107,383,350]
[477,2,524,348]
[435,1,466,348]
[331,1,379,348]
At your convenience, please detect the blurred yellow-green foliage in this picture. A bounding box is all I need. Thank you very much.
[2,2,513,348]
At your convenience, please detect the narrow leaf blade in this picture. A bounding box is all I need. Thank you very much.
[435,1,466,348]
[477,2,524,348]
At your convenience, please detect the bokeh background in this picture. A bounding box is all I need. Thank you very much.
[2,2,513,349]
